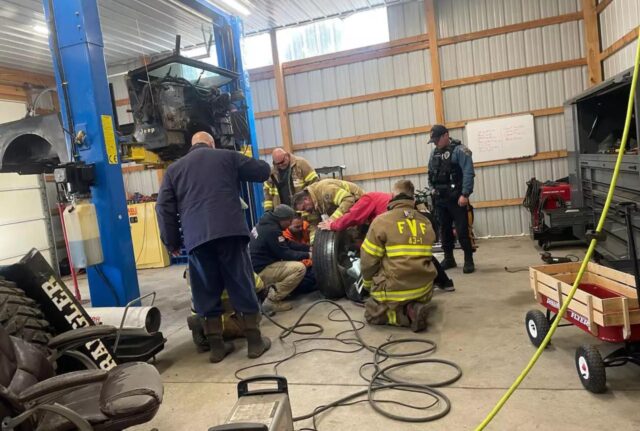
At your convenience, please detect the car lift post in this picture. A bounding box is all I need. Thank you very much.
[42,0,141,306]
[178,0,264,226]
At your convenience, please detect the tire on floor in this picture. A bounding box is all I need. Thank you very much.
[0,279,53,348]
[312,230,355,299]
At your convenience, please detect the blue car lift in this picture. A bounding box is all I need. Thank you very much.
[42,0,263,307]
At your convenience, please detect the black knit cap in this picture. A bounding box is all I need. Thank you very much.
[272,204,296,221]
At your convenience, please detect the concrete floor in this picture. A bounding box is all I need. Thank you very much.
[80,237,640,430]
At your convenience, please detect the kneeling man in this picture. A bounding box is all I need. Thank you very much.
[360,180,436,332]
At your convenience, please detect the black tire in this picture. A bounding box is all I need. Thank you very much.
[575,345,607,393]
[312,230,351,299]
[0,280,53,348]
[525,309,549,347]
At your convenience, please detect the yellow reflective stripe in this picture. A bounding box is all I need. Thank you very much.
[331,209,344,219]
[386,310,397,326]
[333,189,348,205]
[362,279,373,289]
[263,201,274,209]
[341,181,350,190]
[222,291,229,300]
[385,244,433,258]
[370,283,432,302]
[362,238,384,257]
[386,244,433,251]
[310,231,316,243]
[364,238,383,254]
[293,180,305,188]
[305,171,319,182]
[387,251,433,257]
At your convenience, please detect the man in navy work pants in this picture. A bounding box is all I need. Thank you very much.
[156,131,271,363]
[428,125,476,274]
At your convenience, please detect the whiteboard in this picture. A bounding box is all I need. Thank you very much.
[464,114,536,163]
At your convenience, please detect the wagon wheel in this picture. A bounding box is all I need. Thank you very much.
[575,345,607,393]
[525,309,549,347]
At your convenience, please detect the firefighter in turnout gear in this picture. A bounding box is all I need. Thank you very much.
[292,179,365,242]
[360,180,436,332]
[263,148,319,211]
[428,125,476,274]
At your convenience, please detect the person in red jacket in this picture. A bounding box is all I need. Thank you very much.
[317,192,392,232]
[318,189,455,292]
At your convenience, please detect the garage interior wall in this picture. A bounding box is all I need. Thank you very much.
[599,0,639,79]
[0,101,57,267]
[103,0,637,236]
[250,0,600,237]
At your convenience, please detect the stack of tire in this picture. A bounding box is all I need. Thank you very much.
[0,277,53,348]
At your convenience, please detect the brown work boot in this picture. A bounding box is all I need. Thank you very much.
[201,316,235,363]
[187,315,209,353]
[406,302,430,333]
[241,313,271,358]
[263,298,292,313]
[222,314,246,340]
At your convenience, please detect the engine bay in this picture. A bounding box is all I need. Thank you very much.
[126,55,250,161]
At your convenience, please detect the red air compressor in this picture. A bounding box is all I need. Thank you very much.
[523,178,591,250]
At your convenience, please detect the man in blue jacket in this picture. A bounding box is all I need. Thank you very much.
[428,125,477,274]
[250,205,315,312]
[156,131,271,363]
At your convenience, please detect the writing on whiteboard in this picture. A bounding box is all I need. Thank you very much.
[477,124,527,152]
[465,114,536,164]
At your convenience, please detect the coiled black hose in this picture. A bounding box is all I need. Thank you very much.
[235,300,463,430]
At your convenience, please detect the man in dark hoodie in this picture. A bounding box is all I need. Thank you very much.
[250,204,315,312]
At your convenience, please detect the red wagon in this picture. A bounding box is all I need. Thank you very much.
[526,261,640,393]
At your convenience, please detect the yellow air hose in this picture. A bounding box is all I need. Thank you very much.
[476,28,640,431]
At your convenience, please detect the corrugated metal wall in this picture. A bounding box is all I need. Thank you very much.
[247,0,590,237]
[397,0,587,236]
[437,0,582,37]
[252,78,282,158]
[122,167,163,197]
[599,0,639,79]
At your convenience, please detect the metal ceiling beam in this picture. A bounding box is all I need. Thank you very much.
[173,0,232,26]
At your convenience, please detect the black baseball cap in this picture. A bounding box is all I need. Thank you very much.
[428,124,449,144]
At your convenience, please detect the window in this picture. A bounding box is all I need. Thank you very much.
[276,7,389,63]
[146,61,234,87]
[243,33,273,69]
[181,45,219,66]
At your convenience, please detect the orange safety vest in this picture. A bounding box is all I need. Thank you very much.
[283,221,312,267]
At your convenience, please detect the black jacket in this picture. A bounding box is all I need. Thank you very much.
[249,212,310,273]
[156,145,270,252]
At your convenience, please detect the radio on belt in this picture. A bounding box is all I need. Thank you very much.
[209,376,294,431]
